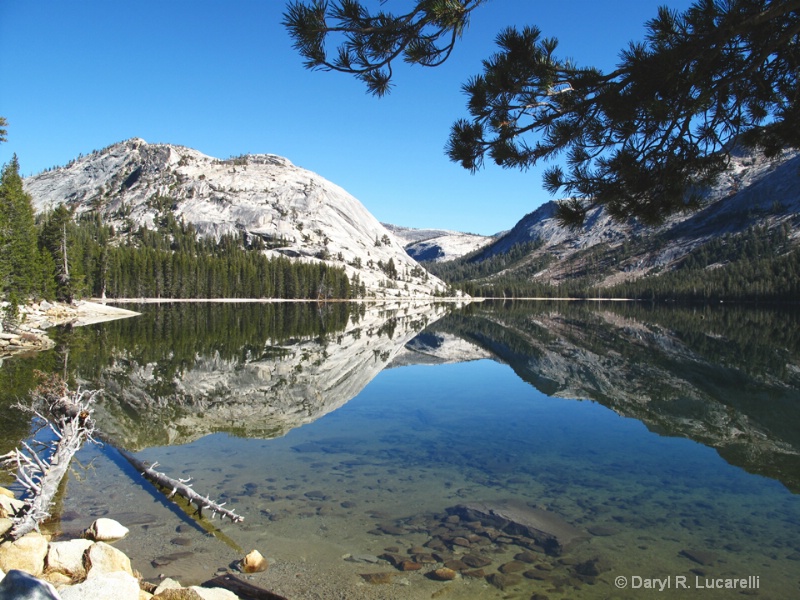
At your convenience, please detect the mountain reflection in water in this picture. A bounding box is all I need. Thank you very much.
[413,301,800,493]
[1,300,799,599]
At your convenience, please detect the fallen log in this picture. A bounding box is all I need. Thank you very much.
[1,384,100,540]
[201,574,288,600]
[3,375,244,541]
[116,448,244,523]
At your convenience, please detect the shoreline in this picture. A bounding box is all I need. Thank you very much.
[93,296,476,304]
[0,300,140,358]
[93,296,642,304]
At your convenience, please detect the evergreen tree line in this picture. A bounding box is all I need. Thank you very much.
[425,239,546,286]
[0,158,354,312]
[607,243,800,303]
[430,222,800,302]
[100,242,352,300]
[0,156,56,312]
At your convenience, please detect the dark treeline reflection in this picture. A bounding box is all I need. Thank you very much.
[65,301,354,380]
[0,302,354,454]
[428,300,800,492]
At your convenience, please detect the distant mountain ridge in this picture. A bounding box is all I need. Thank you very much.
[432,147,800,291]
[23,138,448,297]
[383,223,495,262]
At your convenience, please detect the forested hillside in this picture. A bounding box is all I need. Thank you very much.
[23,139,446,298]
[429,223,800,302]
[0,157,356,321]
[426,149,800,302]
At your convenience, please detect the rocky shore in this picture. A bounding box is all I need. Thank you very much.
[0,300,140,357]
[0,489,271,600]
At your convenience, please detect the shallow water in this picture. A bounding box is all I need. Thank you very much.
[3,301,800,598]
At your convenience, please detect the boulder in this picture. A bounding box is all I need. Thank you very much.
[429,567,458,581]
[0,532,49,576]
[0,519,12,538]
[46,539,94,579]
[239,549,268,573]
[41,571,73,587]
[84,518,129,542]
[0,569,61,600]
[59,571,140,600]
[153,578,183,594]
[84,542,133,577]
[188,587,239,600]
[0,495,25,519]
[152,589,204,600]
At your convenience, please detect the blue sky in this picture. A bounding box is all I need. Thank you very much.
[1,0,693,235]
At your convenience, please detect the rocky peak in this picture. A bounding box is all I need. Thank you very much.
[24,139,449,297]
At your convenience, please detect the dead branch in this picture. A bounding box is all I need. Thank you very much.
[116,449,244,523]
[3,373,244,542]
[1,387,100,540]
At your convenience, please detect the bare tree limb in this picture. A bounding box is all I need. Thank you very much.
[3,374,244,543]
[1,387,100,540]
[116,450,244,523]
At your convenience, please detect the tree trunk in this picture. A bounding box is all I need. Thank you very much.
[116,450,244,523]
[1,389,99,540]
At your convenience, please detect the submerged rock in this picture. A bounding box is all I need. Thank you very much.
[429,567,458,581]
[360,572,395,584]
[486,572,523,590]
[588,525,619,537]
[448,500,587,555]
[680,548,717,566]
[240,549,268,573]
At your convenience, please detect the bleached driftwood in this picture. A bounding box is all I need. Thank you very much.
[1,386,100,540]
[3,375,243,540]
[117,449,244,523]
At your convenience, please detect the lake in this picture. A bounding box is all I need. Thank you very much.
[2,300,799,599]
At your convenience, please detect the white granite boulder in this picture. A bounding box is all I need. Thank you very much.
[0,532,49,577]
[45,539,94,580]
[84,542,133,577]
[84,518,129,542]
[58,571,139,600]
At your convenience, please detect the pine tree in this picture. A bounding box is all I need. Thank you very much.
[39,205,76,302]
[286,0,799,225]
[0,156,40,302]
